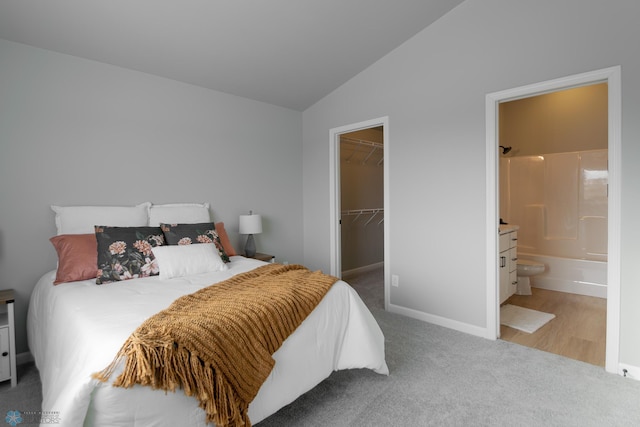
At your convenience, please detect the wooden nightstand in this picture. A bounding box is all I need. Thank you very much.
[248,252,275,263]
[0,289,17,387]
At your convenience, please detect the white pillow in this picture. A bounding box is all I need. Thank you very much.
[52,202,151,235]
[152,243,227,280]
[148,203,211,226]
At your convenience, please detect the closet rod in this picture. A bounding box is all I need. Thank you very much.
[341,208,384,226]
[341,137,383,149]
[340,208,383,215]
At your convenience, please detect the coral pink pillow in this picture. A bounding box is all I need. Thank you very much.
[215,222,237,257]
[50,234,98,285]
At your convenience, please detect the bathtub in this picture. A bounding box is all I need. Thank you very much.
[518,253,607,299]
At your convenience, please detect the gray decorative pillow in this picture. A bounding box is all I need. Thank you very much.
[160,222,230,263]
[95,226,165,284]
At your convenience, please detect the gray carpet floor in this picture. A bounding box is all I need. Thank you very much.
[3,268,640,426]
[0,362,43,419]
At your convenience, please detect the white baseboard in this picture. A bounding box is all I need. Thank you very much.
[387,303,488,338]
[17,351,34,366]
[342,262,383,280]
[619,363,640,381]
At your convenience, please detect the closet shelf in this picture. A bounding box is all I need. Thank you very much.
[341,137,383,149]
[341,208,384,226]
[341,137,384,165]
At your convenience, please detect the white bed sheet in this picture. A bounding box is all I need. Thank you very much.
[27,256,388,426]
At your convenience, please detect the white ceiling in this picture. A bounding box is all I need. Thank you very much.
[0,0,464,111]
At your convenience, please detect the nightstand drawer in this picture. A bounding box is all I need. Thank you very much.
[0,325,9,382]
[0,289,17,387]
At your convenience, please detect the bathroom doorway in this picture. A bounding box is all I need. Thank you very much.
[485,67,621,373]
[329,117,389,310]
[499,84,608,366]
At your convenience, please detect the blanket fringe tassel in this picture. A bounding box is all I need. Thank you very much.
[93,333,248,427]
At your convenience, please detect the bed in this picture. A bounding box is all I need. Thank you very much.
[27,203,388,426]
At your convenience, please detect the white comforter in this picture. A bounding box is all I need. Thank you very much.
[27,256,388,427]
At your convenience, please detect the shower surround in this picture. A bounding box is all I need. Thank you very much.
[500,149,608,297]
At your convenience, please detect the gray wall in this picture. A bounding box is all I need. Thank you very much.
[302,0,640,368]
[0,39,303,354]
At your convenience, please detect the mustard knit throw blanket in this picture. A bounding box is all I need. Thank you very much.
[93,263,338,426]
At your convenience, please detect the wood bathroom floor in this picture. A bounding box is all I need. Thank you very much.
[501,288,606,367]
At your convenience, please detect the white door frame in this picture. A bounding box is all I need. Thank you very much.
[485,66,621,374]
[329,116,390,310]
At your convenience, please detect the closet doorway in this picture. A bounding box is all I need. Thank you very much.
[329,117,389,310]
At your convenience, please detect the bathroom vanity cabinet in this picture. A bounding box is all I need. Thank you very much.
[499,227,518,304]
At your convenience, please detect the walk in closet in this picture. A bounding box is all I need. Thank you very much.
[340,128,384,275]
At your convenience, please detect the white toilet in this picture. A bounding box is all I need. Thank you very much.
[516,259,545,295]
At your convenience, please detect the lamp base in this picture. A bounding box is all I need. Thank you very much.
[244,234,256,258]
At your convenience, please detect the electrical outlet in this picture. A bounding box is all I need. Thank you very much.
[392,274,399,287]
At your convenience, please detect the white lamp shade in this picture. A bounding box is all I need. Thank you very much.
[239,214,262,234]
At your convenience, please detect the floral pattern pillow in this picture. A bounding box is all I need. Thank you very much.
[95,226,165,284]
[160,222,230,263]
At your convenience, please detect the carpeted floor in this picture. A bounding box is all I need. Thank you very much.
[3,267,640,426]
[0,362,43,418]
[258,267,640,426]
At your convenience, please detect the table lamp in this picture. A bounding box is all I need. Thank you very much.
[239,210,262,257]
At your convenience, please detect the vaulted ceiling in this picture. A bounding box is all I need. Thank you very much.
[0,0,464,110]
